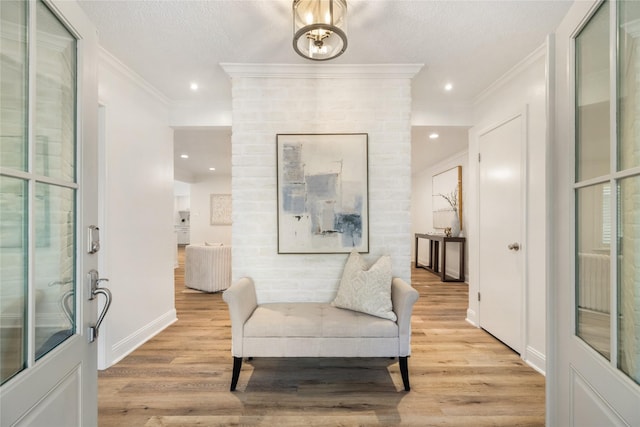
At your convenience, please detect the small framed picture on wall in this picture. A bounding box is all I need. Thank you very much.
[210,194,232,225]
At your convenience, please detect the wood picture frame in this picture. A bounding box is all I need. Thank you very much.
[432,165,462,230]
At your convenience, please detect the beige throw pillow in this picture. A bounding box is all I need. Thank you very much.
[332,250,397,321]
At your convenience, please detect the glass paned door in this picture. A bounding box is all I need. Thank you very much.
[0,0,77,383]
[553,0,640,423]
[1,1,99,424]
[574,0,640,387]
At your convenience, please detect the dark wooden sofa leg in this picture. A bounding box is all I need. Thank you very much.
[399,356,410,391]
[230,357,242,391]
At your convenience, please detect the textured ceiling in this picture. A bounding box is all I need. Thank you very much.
[78,0,572,106]
[77,0,573,177]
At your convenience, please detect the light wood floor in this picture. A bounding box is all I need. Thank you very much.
[98,248,545,426]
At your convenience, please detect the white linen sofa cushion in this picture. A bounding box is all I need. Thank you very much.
[244,303,398,339]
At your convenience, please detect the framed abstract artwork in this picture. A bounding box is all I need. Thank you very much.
[210,194,232,225]
[276,133,369,254]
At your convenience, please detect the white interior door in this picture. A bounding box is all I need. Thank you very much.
[478,113,524,354]
[0,1,101,425]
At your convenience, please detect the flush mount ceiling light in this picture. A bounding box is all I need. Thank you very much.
[293,0,347,61]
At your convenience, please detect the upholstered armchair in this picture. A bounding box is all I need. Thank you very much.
[184,244,232,292]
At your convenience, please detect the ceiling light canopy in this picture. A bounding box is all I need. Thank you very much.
[293,0,347,61]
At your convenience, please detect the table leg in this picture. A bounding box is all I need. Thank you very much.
[441,240,447,281]
[460,240,465,281]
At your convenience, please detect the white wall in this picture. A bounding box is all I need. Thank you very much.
[174,180,190,196]
[97,49,176,369]
[169,100,231,128]
[468,45,548,374]
[189,174,232,245]
[411,151,469,280]
[226,64,419,303]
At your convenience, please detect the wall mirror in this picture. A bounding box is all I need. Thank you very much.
[432,165,462,230]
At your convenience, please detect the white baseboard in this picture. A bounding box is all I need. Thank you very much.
[105,309,177,369]
[524,345,546,375]
[466,308,479,327]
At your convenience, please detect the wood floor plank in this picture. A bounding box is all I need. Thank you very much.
[98,247,545,426]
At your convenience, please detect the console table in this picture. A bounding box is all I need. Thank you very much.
[414,233,466,282]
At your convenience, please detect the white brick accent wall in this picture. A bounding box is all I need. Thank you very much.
[225,64,421,303]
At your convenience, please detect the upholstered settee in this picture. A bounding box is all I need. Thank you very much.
[222,276,419,392]
[184,244,232,292]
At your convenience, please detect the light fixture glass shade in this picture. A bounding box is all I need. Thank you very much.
[293,0,347,61]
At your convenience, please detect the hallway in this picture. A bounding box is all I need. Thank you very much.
[98,248,544,426]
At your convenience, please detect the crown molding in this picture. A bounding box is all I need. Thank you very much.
[473,43,546,106]
[220,63,424,79]
[99,47,170,105]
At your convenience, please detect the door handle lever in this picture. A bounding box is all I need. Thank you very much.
[89,287,112,343]
[87,269,112,343]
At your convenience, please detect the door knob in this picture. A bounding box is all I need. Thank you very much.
[508,242,520,251]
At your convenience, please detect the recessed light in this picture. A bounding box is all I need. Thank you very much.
[444,83,453,91]
[429,133,439,139]
[209,167,216,171]
[190,82,198,91]
[180,154,189,159]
